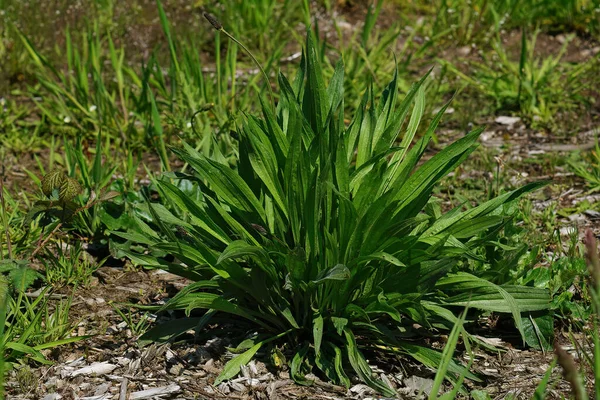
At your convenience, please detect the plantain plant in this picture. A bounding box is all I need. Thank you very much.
[119,31,552,395]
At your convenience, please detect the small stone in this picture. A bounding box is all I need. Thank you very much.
[258,372,273,382]
[495,116,521,126]
[240,365,251,378]
[457,46,471,56]
[116,357,131,366]
[567,214,586,223]
[350,384,373,394]
[278,370,290,379]
[45,377,58,389]
[66,357,85,366]
[404,375,434,395]
[165,349,178,363]
[71,362,117,377]
[480,131,495,142]
[248,360,258,375]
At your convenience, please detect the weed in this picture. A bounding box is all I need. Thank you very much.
[42,241,100,288]
[535,229,600,399]
[110,304,154,338]
[119,30,551,395]
[570,139,600,193]
[14,365,36,396]
[0,163,85,391]
[444,28,593,127]
[0,261,84,380]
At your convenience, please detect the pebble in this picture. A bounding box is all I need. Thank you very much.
[495,116,521,126]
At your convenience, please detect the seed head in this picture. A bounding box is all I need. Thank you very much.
[554,342,586,400]
[250,223,268,236]
[203,12,223,30]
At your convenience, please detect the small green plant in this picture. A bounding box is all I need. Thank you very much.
[547,228,600,400]
[110,304,154,338]
[42,241,101,287]
[444,28,594,127]
[24,135,124,245]
[25,168,82,227]
[0,261,83,383]
[13,365,37,396]
[570,140,600,194]
[119,29,552,395]
[61,131,122,240]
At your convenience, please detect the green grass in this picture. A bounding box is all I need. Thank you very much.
[569,139,600,193]
[1,0,600,397]
[443,28,597,128]
[549,229,600,399]
[2,0,597,153]
[0,153,92,395]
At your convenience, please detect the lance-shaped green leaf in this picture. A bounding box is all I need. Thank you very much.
[217,240,277,281]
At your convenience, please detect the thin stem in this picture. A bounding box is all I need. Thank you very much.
[203,12,275,109]
[219,28,275,108]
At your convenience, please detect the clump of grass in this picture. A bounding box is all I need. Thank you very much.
[444,28,593,128]
[13,0,282,164]
[0,207,85,393]
[118,28,552,395]
[569,140,600,194]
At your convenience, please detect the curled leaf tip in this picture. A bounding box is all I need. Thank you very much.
[203,12,223,30]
